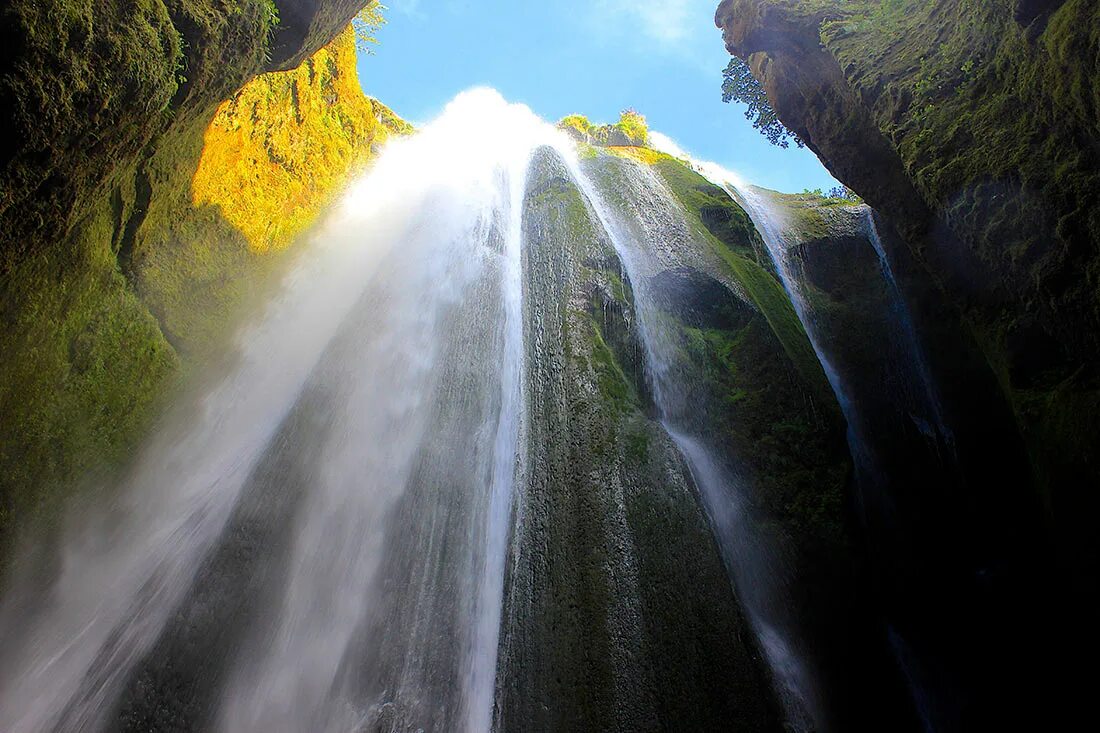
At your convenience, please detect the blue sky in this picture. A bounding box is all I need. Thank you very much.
[356,0,839,193]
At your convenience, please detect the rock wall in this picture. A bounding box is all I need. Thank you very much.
[715,0,1095,724]
[714,0,1098,561]
[496,148,780,732]
[615,154,915,730]
[0,1,393,547]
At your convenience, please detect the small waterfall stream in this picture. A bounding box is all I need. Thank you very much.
[567,157,826,732]
[688,164,961,733]
[863,212,953,451]
[720,183,955,486]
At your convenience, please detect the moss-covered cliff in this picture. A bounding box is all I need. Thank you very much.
[715,0,1098,574]
[715,0,1094,724]
[497,148,781,732]
[560,139,916,727]
[612,151,848,548]
[0,1,400,547]
[191,28,399,254]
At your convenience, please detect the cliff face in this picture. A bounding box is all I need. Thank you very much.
[497,149,780,732]
[191,27,394,254]
[716,0,1098,588]
[0,1,397,544]
[716,0,1095,724]
[581,150,928,730]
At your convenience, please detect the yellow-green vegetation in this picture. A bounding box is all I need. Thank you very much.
[613,109,649,146]
[557,110,650,147]
[0,4,407,548]
[191,26,389,253]
[602,145,672,166]
[557,114,593,141]
[353,1,387,53]
[372,98,415,136]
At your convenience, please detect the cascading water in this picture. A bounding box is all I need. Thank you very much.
[705,178,954,490]
[658,145,964,732]
[0,89,557,733]
[0,89,840,733]
[568,155,826,732]
[723,185,859,428]
[863,212,953,451]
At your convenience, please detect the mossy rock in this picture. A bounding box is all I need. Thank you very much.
[0,8,406,551]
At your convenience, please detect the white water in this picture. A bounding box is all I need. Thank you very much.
[0,89,574,733]
[567,153,826,732]
[730,184,857,416]
[0,93,853,733]
[657,136,954,467]
[649,137,965,731]
[864,212,954,450]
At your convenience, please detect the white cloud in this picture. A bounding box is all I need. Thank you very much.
[589,0,715,49]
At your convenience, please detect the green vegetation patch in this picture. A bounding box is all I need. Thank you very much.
[558,109,650,147]
[650,157,831,395]
[0,194,180,540]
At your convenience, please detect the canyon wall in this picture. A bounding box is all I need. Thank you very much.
[0,1,396,545]
[716,0,1096,725]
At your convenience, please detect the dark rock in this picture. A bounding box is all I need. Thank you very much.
[715,2,1097,725]
[268,1,368,71]
[495,148,780,733]
[1014,0,1066,27]
[649,267,754,330]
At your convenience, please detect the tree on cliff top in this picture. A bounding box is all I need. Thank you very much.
[354,2,386,54]
[722,58,804,149]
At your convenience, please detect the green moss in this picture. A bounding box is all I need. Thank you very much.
[624,422,651,463]
[651,158,760,254]
[0,7,395,547]
[586,314,637,412]
[0,194,179,537]
[614,109,649,147]
[558,113,592,141]
[650,157,832,395]
[565,109,650,148]
[672,314,847,547]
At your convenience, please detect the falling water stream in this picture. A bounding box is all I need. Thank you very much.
[0,90,556,733]
[668,151,961,733]
[0,91,825,732]
[568,156,825,731]
[863,212,953,450]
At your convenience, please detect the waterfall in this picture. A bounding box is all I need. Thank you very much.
[566,155,826,732]
[0,90,850,733]
[0,89,564,733]
[863,212,954,451]
[661,147,963,732]
[724,185,863,434]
